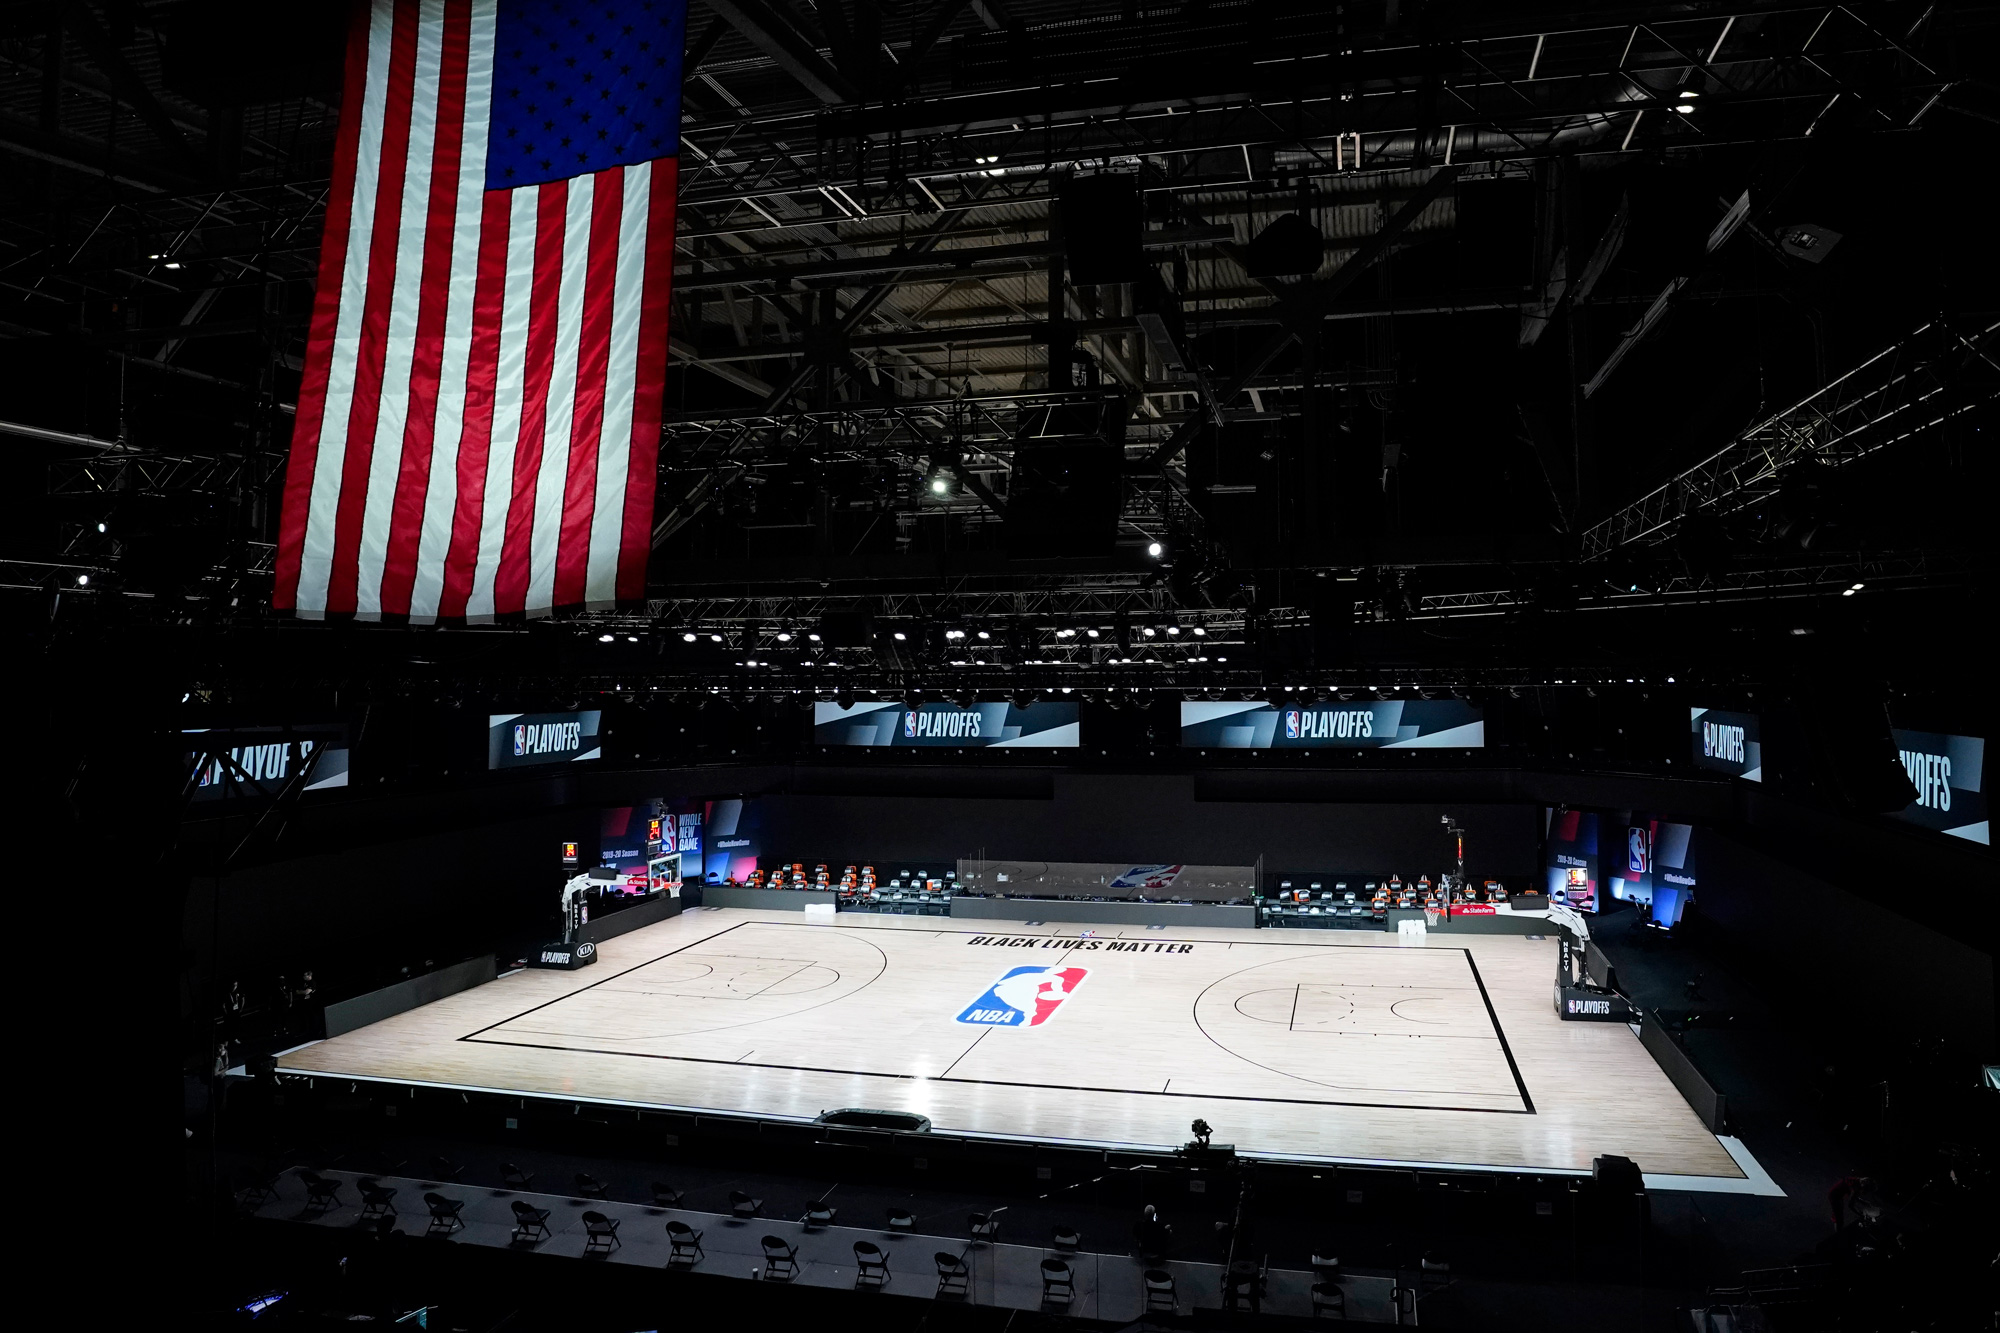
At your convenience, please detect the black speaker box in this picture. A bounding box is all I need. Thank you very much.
[1061,174,1145,284]
[1005,442,1122,557]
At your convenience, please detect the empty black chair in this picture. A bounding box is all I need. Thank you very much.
[935,1251,970,1298]
[1224,1259,1264,1314]
[650,1181,683,1208]
[1040,1258,1074,1306]
[358,1179,397,1222]
[511,1200,552,1244]
[1421,1252,1452,1293]
[238,1169,280,1210]
[761,1235,799,1280]
[802,1203,837,1229]
[665,1220,704,1264]
[1311,1281,1347,1319]
[1050,1225,1081,1252]
[887,1206,916,1232]
[968,1211,999,1243]
[574,1172,609,1201]
[853,1241,890,1287]
[500,1163,535,1190]
[730,1190,762,1219]
[423,1192,465,1236]
[582,1211,621,1254]
[298,1170,342,1214]
[1310,1251,1341,1279]
[1144,1269,1177,1312]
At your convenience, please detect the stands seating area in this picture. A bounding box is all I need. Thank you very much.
[734,863,959,916]
[1259,875,1515,930]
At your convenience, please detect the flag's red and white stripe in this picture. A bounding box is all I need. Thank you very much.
[275,0,674,621]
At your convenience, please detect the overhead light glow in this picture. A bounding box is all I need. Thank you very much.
[682,632,697,642]
[77,573,89,585]
[598,633,614,642]
[1147,541,1164,558]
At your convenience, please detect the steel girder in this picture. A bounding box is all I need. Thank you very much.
[1578,317,1999,560]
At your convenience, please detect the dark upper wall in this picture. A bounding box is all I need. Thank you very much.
[750,773,1538,876]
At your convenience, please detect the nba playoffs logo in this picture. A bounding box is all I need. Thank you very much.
[513,724,528,755]
[957,965,1088,1027]
[1285,710,1301,739]
[905,710,918,738]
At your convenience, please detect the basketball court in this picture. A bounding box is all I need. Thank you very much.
[277,908,1761,1185]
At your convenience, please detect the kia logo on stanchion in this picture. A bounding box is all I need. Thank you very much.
[576,942,596,958]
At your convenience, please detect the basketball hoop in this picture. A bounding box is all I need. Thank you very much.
[1423,905,1442,929]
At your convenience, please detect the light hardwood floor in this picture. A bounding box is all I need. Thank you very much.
[278,908,1744,1179]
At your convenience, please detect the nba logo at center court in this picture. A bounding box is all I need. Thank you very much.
[513,724,528,755]
[1285,710,1301,739]
[957,965,1089,1027]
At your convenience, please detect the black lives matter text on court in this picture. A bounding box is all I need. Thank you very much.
[964,936,1196,953]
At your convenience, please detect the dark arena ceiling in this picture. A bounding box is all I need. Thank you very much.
[2,0,1995,706]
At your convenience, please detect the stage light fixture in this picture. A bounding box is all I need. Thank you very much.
[1086,628,1100,638]
[1166,626,1180,635]
[1843,582,1864,596]
[626,635,639,643]
[96,521,106,533]
[977,630,991,640]
[777,632,793,642]
[682,632,696,642]
[893,631,907,641]
[1147,541,1164,558]
[1142,627,1156,637]
[77,573,89,585]
[1192,627,1206,636]
[808,633,822,642]
[598,633,613,642]
[710,633,723,643]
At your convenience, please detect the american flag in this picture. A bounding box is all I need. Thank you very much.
[275,0,683,621]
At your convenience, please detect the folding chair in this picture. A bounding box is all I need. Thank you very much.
[853,1241,891,1287]
[650,1181,683,1208]
[1421,1253,1452,1294]
[1312,1282,1347,1319]
[761,1235,799,1280]
[730,1190,763,1219]
[573,1172,609,1200]
[968,1211,999,1243]
[582,1211,621,1254]
[500,1163,535,1191]
[1144,1269,1177,1312]
[887,1206,916,1232]
[665,1220,705,1264]
[511,1200,552,1244]
[802,1203,837,1229]
[423,1193,465,1236]
[298,1170,342,1214]
[357,1179,397,1222]
[935,1252,970,1298]
[1050,1225,1081,1252]
[1040,1258,1074,1306]
[237,1169,280,1210]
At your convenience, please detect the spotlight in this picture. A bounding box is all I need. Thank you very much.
[976,630,990,640]
[777,632,793,642]
[1166,626,1180,635]
[1142,627,1156,637]
[626,635,639,643]
[1086,628,1100,638]
[893,631,907,641]
[808,633,822,642]
[709,634,723,643]
[96,522,107,533]
[1147,541,1164,558]
[682,632,697,642]
[77,573,89,586]
[1192,627,1206,636]
[598,633,614,642]
[1842,582,1864,596]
